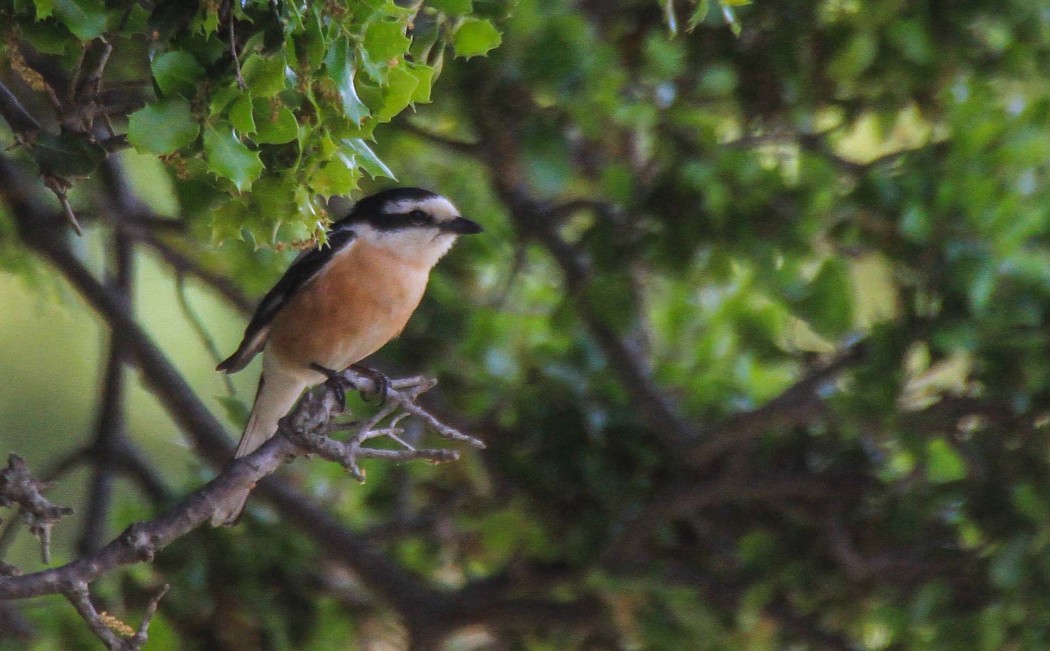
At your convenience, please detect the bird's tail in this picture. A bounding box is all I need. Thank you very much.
[211,366,308,527]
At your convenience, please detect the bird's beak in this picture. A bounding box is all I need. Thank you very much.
[441,216,483,235]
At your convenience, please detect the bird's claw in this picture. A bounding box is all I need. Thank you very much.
[348,364,391,406]
[310,363,354,412]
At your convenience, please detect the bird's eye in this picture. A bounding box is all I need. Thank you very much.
[408,209,429,226]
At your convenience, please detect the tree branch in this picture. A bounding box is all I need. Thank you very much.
[0,80,41,139]
[685,342,865,467]
[0,368,475,601]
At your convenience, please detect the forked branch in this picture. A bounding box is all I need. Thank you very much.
[0,369,482,604]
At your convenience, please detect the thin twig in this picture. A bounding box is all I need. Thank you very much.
[228,9,246,91]
[175,273,236,395]
[0,81,42,139]
[0,454,75,565]
[42,176,84,236]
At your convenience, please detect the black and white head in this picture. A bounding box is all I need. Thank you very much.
[340,187,482,267]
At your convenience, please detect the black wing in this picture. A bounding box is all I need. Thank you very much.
[216,226,357,373]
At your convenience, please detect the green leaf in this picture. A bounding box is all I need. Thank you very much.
[342,138,395,180]
[793,258,854,338]
[53,0,106,40]
[688,0,711,31]
[452,18,502,58]
[21,21,74,54]
[241,53,288,97]
[428,0,472,14]
[31,132,106,178]
[310,154,360,197]
[299,7,327,71]
[204,125,263,191]
[127,98,200,155]
[254,105,299,144]
[151,51,205,98]
[363,20,411,63]
[375,66,419,121]
[926,439,967,483]
[325,36,371,124]
[406,63,436,103]
[229,93,256,134]
[34,0,53,19]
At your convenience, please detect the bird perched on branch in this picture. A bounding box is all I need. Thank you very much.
[211,187,482,526]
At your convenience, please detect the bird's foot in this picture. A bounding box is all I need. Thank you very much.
[348,364,390,405]
[310,363,354,411]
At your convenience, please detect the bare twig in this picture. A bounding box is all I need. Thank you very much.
[42,176,84,236]
[400,121,481,155]
[64,580,167,651]
[227,7,246,91]
[175,273,236,394]
[139,231,254,314]
[0,455,74,565]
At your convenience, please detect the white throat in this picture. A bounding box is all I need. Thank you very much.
[354,223,459,269]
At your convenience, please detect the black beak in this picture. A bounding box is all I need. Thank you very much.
[441,216,483,235]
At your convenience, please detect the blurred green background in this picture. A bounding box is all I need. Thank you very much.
[5,0,1050,648]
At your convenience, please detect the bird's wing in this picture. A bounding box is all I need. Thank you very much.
[216,226,357,373]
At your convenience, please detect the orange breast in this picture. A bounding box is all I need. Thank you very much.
[266,241,431,372]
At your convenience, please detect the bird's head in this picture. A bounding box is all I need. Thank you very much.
[342,187,482,266]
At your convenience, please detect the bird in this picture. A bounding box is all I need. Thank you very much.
[210,187,482,526]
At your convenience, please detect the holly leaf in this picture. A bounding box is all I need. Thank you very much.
[241,53,289,97]
[229,93,257,134]
[325,35,371,124]
[363,20,411,63]
[452,18,501,59]
[31,132,106,178]
[375,66,419,121]
[204,125,263,191]
[53,0,106,40]
[342,138,395,180]
[151,51,205,98]
[127,98,200,155]
[254,105,299,144]
[428,0,472,14]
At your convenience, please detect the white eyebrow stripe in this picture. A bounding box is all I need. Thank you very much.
[384,196,459,220]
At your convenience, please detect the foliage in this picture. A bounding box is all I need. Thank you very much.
[0,0,502,244]
[4,0,1050,649]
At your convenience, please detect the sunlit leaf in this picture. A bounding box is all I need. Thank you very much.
[375,66,419,121]
[926,439,967,483]
[452,18,501,58]
[325,35,371,124]
[342,138,395,180]
[204,125,263,191]
[363,20,411,63]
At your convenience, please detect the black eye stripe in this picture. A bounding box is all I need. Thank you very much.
[367,210,435,230]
